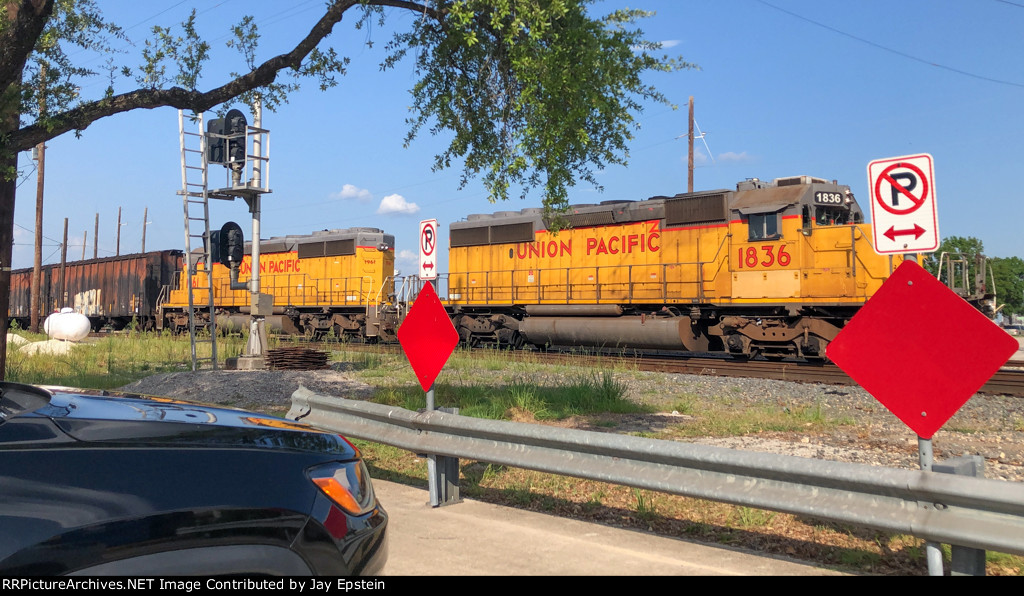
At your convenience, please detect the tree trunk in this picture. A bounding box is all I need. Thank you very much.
[0,156,16,380]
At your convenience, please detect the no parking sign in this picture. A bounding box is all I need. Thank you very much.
[419,219,437,281]
[866,153,939,255]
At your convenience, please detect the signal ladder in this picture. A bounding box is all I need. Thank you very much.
[177,110,218,371]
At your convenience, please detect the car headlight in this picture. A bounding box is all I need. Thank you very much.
[308,460,377,516]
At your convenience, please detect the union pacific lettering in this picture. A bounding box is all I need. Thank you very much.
[516,239,572,259]
[514,221,660,260]
[586,232,659,256]
[238,253,301,275]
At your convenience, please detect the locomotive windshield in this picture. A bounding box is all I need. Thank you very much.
[811,188,861,226]
[815,206,850,226]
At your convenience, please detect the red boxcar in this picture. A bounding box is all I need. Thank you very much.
[9,250,183,331]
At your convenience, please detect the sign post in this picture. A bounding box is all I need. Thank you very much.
[827,260,1019,575]
[397,281,462,507]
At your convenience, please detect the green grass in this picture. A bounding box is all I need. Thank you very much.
[4,331,245,389]
[662,401,845,438]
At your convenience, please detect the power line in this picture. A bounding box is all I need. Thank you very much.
[754,0,1024,89]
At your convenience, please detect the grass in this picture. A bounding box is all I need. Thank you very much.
[363,364,648,422]
[643,400,856,439]
[4,331,245,388]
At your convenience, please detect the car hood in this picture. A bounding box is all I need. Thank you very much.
[23,387,358,457]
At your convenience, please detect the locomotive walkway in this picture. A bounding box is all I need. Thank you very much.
[373,480,847,576]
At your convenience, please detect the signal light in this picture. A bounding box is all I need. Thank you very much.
[208,221,245,268]
[205,109,248,166]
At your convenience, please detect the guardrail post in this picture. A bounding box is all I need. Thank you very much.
[427,405,462,507]
[934,455,987,576]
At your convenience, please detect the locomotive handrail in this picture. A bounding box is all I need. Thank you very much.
[447,231,737,306]
[454,259,719,305]
[288,387,1024,563]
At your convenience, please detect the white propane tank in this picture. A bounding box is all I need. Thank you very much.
[43,308,91,341]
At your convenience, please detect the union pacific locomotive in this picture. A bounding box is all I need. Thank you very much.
[10,175,914,360]
[159,227,397,340]
[445,175,910,359]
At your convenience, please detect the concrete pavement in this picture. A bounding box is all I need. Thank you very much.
[372,480,848,576]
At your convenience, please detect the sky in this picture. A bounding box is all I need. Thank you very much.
[12,0,1024,277]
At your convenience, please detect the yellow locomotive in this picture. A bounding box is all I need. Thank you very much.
[159,228,397,340]
[447,175,911,359]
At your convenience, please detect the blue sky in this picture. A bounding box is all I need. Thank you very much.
[13,0,1024,275]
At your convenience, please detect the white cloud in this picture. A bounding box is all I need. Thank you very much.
[332,184,373,202]
[658,40,681,49]
[376,194,420,215]
[692,149,711,166]
[718,151,753,163]
[395,250,418,277]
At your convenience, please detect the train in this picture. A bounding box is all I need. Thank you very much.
[10,174,922,360]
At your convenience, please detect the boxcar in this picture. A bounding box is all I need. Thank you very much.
[9,250,183,331]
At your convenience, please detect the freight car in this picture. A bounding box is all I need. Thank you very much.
[445,175,912,359]
[158,227,398,340]
[8,250,183,331]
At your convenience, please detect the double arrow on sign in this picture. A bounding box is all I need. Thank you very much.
[883,224,926,242]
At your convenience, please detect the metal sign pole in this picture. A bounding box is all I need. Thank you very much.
[918,437,944,576]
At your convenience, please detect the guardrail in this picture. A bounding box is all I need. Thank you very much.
[288,387,1024,563]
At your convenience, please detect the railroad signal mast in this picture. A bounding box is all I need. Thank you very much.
[177,99,272,370]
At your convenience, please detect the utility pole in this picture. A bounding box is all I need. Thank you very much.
[116,207,122,256]
[93,213,98,259]
[81,231,86,260]
[141,207,148,253]
[59,218,67,309]
[30,64,47,333]
[30,139,45,333]
[688,96,694,193]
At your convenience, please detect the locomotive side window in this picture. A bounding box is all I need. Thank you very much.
[748,213,780,241]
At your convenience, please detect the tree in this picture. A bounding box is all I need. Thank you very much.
[0,0,690,378]
[991,256,1024,318]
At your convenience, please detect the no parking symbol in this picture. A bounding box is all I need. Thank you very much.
[866,154,939,255]
[419,219,438,280]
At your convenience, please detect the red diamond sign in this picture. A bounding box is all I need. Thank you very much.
[397,283,460,392]
[826,260,1018,439]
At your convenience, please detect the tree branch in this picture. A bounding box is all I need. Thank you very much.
[6,0,442,152]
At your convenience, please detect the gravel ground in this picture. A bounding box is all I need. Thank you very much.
[118,362,1024,483]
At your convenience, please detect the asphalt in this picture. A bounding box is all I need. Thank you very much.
[372,480,847,576]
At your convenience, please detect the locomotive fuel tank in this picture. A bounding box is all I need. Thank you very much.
[520,314,710,351]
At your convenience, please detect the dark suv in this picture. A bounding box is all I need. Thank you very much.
[0,382,388,575]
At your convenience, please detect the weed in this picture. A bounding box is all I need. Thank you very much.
[632,488,659,522]
[669,398,694,415]
[838,549,882,569]
[731,506,776,529]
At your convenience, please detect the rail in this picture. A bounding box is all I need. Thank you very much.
[288,387,1024,561]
